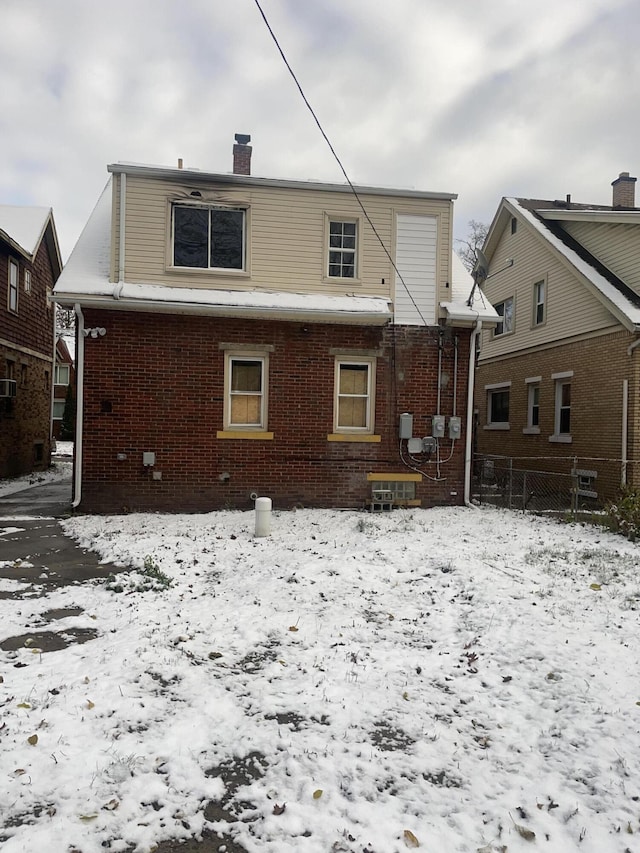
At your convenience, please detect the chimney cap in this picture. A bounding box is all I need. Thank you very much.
[234,133,251,146]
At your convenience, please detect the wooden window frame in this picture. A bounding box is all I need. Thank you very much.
[333,357,375,434]
[223,351,268,432]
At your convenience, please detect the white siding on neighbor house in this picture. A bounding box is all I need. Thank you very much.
[394,214,438,325]
[115,174,453,305]
[478,212,619,361]
[561,221,640,295]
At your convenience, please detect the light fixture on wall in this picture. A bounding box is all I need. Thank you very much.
[83,327,107,338]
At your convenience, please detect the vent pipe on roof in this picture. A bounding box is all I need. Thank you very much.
[233,134,252,175]
[612,171,636,208]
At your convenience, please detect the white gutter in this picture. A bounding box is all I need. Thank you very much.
[118,172,126,282]
[622,379,629,487]
[464,319,482,506]
[72,303,85,509]
[53,292,392,325]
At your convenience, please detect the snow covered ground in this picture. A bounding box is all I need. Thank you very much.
[1,505,640,853]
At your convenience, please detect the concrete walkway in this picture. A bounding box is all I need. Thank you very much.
[0,473,122,594]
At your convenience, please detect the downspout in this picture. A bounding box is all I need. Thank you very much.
[622,379,628,488]
[72,303,85,508]
[464,319,482,506]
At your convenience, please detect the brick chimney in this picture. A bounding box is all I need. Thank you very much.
[612,171,636,208]
[233,133,252,175]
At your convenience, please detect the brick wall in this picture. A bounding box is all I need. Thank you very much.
[79,309,472,512]
[0,239,55,477]
[475,329,640,501]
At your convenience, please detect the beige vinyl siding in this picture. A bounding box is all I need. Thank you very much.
[479,214,618,361]
[119,175,452,303]
[562,221,640,295]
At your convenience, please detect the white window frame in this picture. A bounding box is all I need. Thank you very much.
[523,376,541,434]
[52,400,65,420]
[24,268,31,293]
[550,371,573,443]
[325,215,359,280]
[55,364,70,385]
[493,297,514,337]
[224,351,268,431]
[533,278,546,326]
[334,357,375,434]
[8,258,18,313]
[484,381,511,430]
[171,203,247,272]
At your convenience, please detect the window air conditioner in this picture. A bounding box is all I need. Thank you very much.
[0,379,17,398]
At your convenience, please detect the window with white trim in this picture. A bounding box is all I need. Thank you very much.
[527,382,540,429]
[550,374,572,442]
[24,269,31,293]
[8,258,18,312]
[224,353,268,430]
[172,204,246,270]
[334,358,375,433]
[494,297,513,336]
[55,364,70,385]
[533,279,545,325]
[555,381,571,434]
[327,219,357,278]
[53,400,65,420]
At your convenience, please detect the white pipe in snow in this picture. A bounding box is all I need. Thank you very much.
[255,496,272,537]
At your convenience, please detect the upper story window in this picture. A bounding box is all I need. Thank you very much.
[533,279,546,326]
[172,204,245,270]
[328,220,357,278]
[8,258,18,313]
[494,297,513,337]
[24,269,31,293]
[55,364,70,385]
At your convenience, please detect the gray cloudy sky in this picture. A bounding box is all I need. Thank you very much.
[1,0,638,260]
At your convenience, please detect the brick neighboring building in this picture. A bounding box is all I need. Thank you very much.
[52,333,75,440]
[53,136,496,513]
[0,206,63,478]
[476,173,640,503]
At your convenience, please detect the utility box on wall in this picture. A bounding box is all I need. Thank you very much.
[399,413,413,439]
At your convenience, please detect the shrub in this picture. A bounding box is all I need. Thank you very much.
[605,488,640,540]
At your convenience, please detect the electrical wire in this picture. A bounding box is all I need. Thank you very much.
[251,0,429,327]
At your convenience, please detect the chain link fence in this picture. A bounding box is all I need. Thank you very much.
[472,454,613,520]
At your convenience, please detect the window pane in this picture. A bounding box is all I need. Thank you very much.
[231,395,261,425]
[338,396,367,428]
[490,390,509,422]
[53,401,65,419]
[211,209,244,269]
[174,207,208,267]
[340,364,368,394]
[232,360,262,392]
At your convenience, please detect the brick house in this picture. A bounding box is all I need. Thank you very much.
[0,206,62,478]
[53,136,496,513]
[52,333,75,439]
[475,172,640,503]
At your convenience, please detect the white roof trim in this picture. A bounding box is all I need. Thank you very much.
[507,198,640,329]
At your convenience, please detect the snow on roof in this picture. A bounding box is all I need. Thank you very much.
[0,204,51,256]
[440,253,499,325]
[54,179,112,294]
[509,198,640,328]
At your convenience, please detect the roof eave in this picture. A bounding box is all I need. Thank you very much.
[52,291,392,326]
